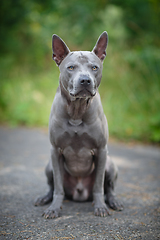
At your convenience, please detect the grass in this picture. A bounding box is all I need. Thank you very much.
[0,66,59,126]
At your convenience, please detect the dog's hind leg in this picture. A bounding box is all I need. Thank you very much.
[34,159,54,206]
[104,155,123,211]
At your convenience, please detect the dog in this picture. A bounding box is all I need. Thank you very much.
[35,31,123,218]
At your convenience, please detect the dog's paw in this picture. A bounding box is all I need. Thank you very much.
[106,195,123,211]
[34,190,53,206]
[94,204,111,217]
[42,207,61,219]
[34,197,47,206]
[34,195,52,206]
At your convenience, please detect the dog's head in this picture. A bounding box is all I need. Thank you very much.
[52,32,108,100]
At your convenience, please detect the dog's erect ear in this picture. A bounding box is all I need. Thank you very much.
[92,31,108,61]
[52,35,70,66]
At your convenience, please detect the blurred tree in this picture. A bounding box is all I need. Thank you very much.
[0,0,28,53]
[111,0,160,46]
[0,0,159,54]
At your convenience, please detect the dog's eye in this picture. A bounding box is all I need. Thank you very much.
[92,66,98,71]
[68,66,74,71]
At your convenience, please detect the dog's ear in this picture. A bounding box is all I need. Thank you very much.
[52,35,70,66]
[92,31,108,61]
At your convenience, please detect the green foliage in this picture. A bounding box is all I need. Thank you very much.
[100,45,160,142]
[0,69,59,126]
[0,0,160,143]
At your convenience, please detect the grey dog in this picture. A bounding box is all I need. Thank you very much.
[35,31,123,218]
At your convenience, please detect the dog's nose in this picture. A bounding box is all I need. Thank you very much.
[81,79,91,86]
[79,75,91,87]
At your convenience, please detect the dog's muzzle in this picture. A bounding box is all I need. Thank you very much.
[70,75,96,98]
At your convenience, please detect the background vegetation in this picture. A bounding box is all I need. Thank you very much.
[0,0,160,143]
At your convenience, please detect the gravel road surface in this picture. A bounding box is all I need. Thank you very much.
[0,126,160,239]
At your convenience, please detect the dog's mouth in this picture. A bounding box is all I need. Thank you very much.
[70,89,96,98]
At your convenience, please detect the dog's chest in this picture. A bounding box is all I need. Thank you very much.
[56,123,96,176]
[56,122,96,150]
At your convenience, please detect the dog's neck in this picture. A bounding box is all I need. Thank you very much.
[67,98,90,120]
[60,81,91,121]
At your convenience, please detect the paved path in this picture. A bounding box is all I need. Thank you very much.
[0,126,160,240]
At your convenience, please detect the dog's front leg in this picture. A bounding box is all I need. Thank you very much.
[93,146,110,217]
[42,146,64,219]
